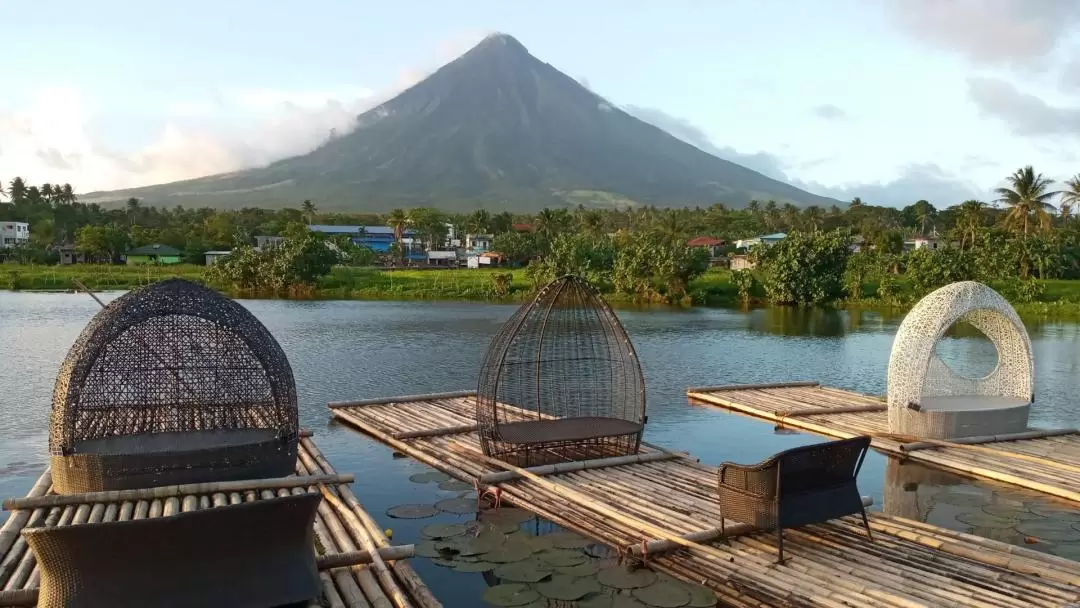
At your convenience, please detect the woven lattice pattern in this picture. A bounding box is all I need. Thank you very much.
[48,279,298,492]
[886,281,1034,437]
[476,275,646,465]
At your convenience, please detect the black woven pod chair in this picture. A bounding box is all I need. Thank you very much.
[476,275,646,466]
[49,279,299,494]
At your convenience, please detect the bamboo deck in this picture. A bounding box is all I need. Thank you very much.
[0,435,441,608]
[329,391,1080,608]
[688,381,1080,505]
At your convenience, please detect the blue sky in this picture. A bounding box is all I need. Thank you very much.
[3,0,1080,206]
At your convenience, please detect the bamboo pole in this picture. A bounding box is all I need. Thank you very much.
[328,391,475,409]
[2,474,352,510]
[320,490,411,608]
[392,424,478,440]
[0,470,50,561]
[898,428,1079,452]
[300,438,439,608]
[628,497,874,556]
[686,381,819,393]
[479,451,682,484]
[0,588,35,607]
[780,405,889,417]
[317,546,415,570]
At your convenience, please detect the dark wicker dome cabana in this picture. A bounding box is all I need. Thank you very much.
[476,275,646,465]
[49,278,299,494]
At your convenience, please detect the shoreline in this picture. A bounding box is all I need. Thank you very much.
[5,263,1080,319]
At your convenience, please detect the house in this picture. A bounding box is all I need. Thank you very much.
[850,235,865,253]
[730,255,755,271]
[204,250,233,265]
[906,236,940,251]
[687,236,725,258]
[57,245,86,265]
[512,223,535,233]
[735,233,787,250]
[125,244,183,265]
[254,235,285,250]
[427,250,458,266]
[465,234,493,254]
[308,224,418,254]
[0,221,29,248]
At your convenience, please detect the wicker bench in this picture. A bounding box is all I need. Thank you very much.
[23,492,322,608]
[717,436,873,563]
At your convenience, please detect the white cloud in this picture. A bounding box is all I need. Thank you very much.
[967,76,1080,136]
[887,0,1080,67]
[0,86,377,193]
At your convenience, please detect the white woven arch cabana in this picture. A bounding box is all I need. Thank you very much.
[886,281,1034,439]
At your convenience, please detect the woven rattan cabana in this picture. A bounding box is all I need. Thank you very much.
[476,275,646,466]
[49,278,299,494]
[887,280,1034,439]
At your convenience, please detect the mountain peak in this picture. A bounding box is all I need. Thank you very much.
[469,32,529,56]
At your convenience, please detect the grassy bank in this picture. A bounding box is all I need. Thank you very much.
[6,264,1080,318]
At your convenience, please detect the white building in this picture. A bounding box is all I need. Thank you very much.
[0,222,29,248]
[204,250,233,265]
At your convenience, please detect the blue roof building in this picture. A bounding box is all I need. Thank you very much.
[308,224,419,254]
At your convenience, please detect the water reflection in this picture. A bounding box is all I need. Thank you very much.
[884,458,1080,560]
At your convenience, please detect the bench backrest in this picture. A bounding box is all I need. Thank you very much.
[23,492,322,608]
[777,436,870,497]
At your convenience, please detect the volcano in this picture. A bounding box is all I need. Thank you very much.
[86,33,837,211]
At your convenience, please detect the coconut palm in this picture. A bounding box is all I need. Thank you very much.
[126,197,140,226]
[1061,174,1080,225]
[301,200,317,225]
[802,206,824,232]
[955,200,986,249]
[995,166,1061,235]
[386,208,409,242]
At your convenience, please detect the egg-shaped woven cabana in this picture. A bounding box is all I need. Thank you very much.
[476,275,646,466]
[49,278,299,494]
[886,280,1034,439]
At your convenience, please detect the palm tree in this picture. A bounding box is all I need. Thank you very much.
[1061,174,1080,225]
[995,166,1061,235]
[41,183,54,203]
[956,200,986,249]
[9,178,27,204]
[0,181,6,203]
[467,209,491,234]
[126,197,141,226]
[802,206,824,232]
[60,183,75,204]
[301,200,316,225]
[386,208,409,244]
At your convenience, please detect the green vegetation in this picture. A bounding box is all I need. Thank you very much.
[8,164,1080,317]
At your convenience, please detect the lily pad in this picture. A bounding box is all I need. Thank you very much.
[415,541,445,558]
[386,503,439,519]
[682,582,718,607]
[409,471,451,484]
[483,583,540,607]
[1027,502,1080,521]
[547,530,594,549]
[431,558,457,568]
[556,560,602,576]
[493,560,555,583]
[935,492,990,508]
[421,523,469,539]
[982,504,1046,521]
[537,548,588,567]
[478,520,522,535]
[438,479,474,492]
[955,511,1017,529]
[633,581,692,607]
[1017,520,1080,542]
[454,560,497,573]
[521,534,555,553]
[598,566,658,589]
[480,507,535,525]
[436,497,477,515]
[536,573,603,601]
[580,596,650,608]
[485,542,535,563]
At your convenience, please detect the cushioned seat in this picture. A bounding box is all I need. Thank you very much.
[497,417,644,445]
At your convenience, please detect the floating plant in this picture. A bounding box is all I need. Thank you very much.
[408,471,451,484]
[482,583,540,607]
[385,503,439,519]
[598,566,658,590]
[536,573,602,601]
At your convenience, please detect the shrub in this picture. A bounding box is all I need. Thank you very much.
[754,230,851,305]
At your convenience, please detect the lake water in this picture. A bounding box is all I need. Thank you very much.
[4,292,1080,604]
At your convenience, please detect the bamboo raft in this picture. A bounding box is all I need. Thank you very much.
[0,435,441,608]
[329,391,1080,608]
[688,381,1080,505]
